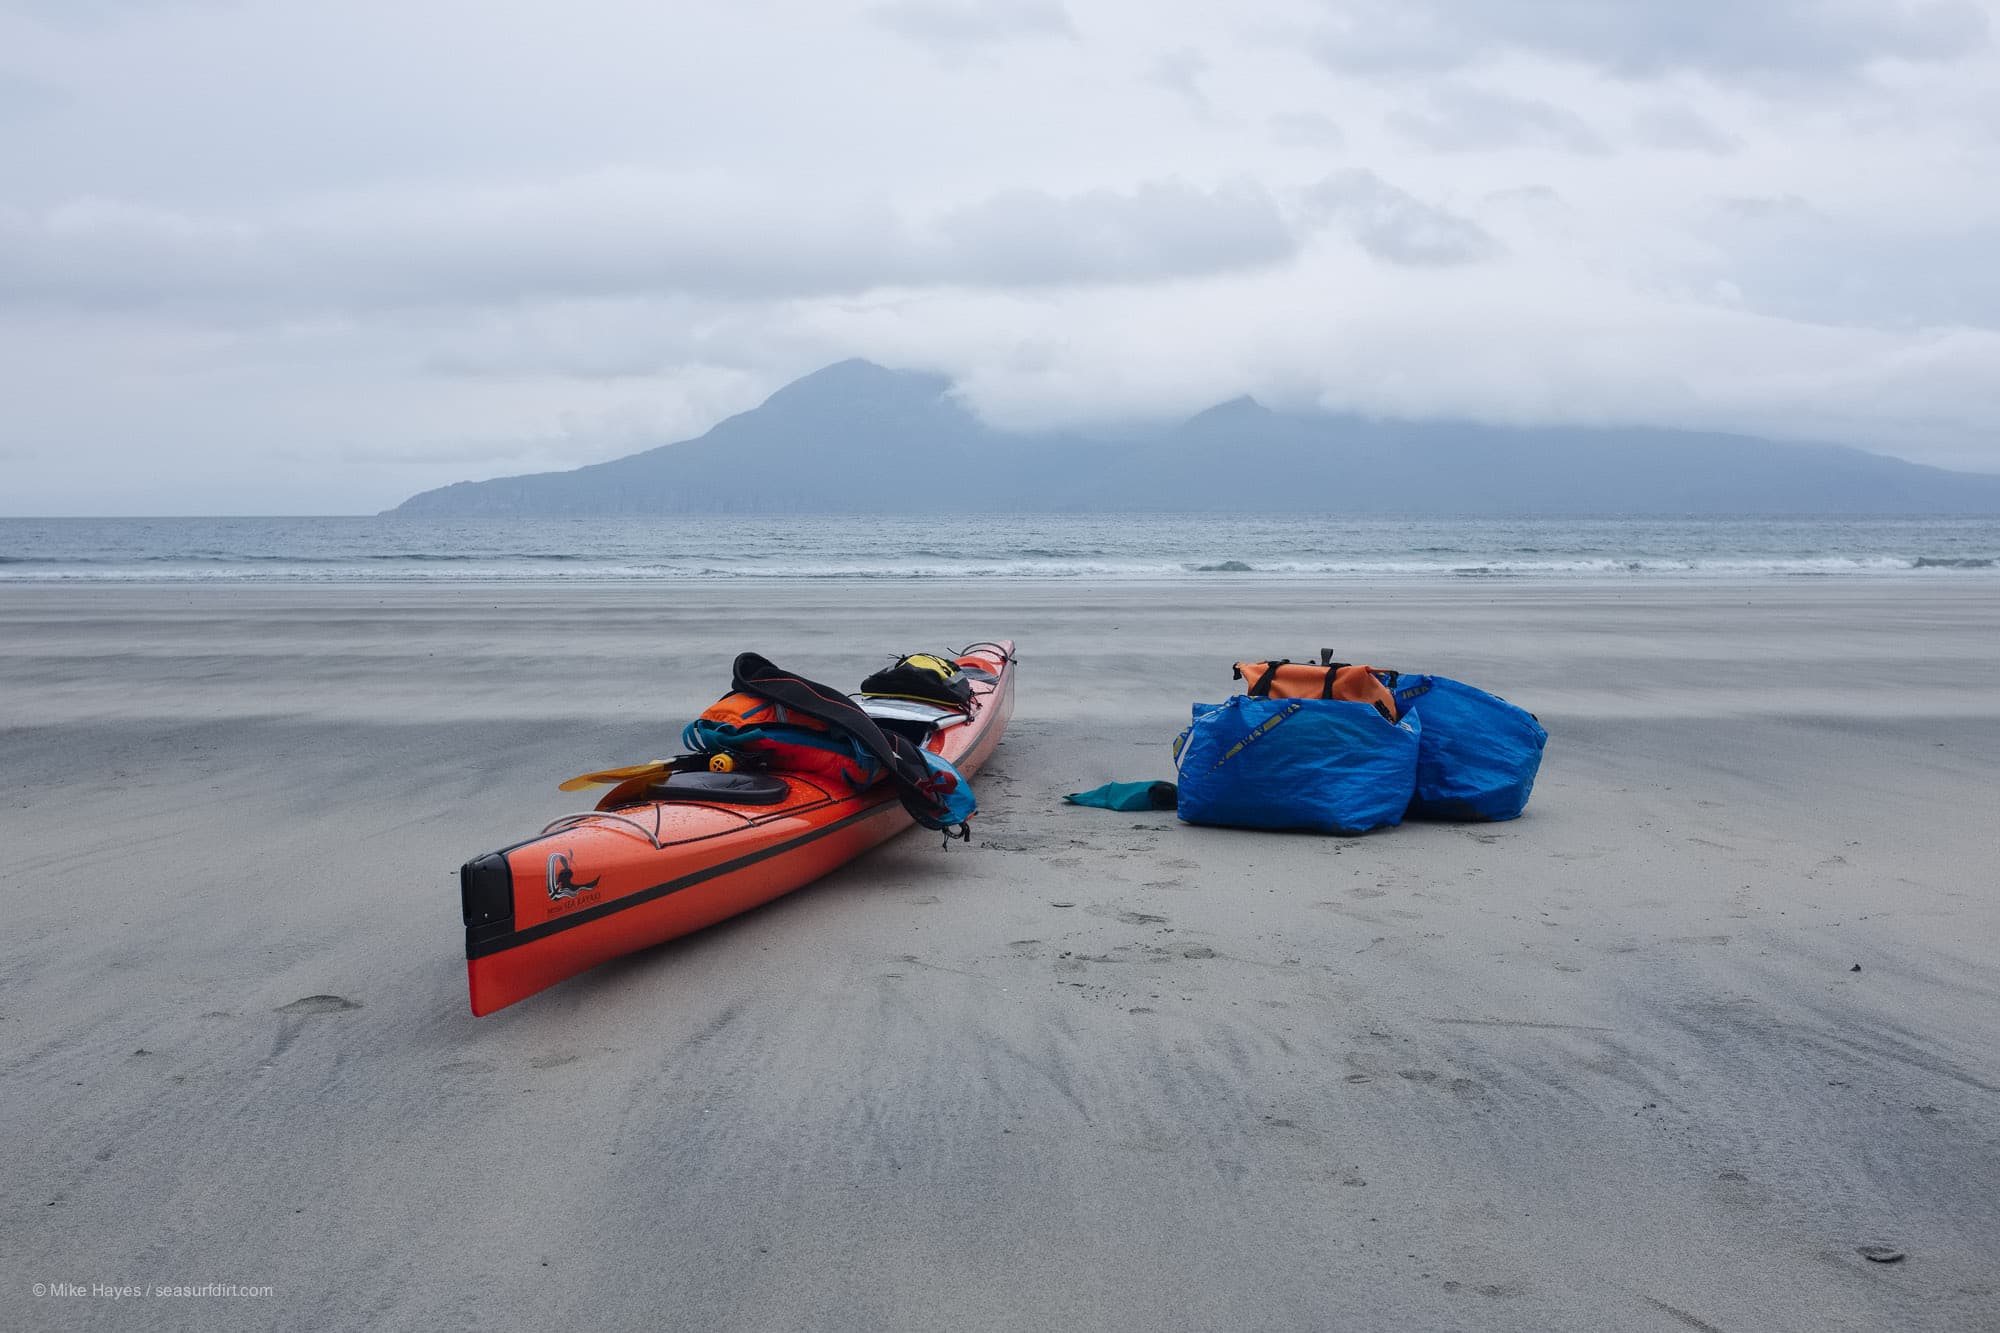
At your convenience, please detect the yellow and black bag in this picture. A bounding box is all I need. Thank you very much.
[860,653,974,708]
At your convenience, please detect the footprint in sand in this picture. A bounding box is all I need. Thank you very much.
[276,995,361,1015]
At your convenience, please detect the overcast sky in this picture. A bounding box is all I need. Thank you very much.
[4,0,1999,513]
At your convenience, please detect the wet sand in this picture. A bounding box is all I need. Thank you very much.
[3,579,1997,1332]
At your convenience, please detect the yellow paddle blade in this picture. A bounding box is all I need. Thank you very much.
[595,773,668,812]
[557,760,676,793]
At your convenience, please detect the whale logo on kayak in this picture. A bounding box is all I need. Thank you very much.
[545,850,600,902]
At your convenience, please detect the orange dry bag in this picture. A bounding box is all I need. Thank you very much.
[1231,660,1399,721]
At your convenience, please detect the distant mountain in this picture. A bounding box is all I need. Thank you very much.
[388,359,2000,515]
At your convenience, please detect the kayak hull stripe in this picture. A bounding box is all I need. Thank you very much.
[464,798,896,960]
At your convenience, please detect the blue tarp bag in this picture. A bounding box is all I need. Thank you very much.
[1173,696,1420,835]
[1391,675,1546,821]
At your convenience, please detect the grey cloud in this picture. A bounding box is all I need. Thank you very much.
[0,0,222,23]
[934,179,1298,285]
[0,71,61,121]
[1631,104,1741,153]
[1386,85,1606,154]
[1475,185,1570,250]
[1304,169,1504,266]
[1714,193,1816,223]
[331,438,558,467]
[417,298,837,384]
[868,0,1073,58]
[0,176,1305,316]
[1147,48,1210,115]
[1486,184,1562,205]
[1268,110,1344,148]
[1703,196,2000,330]
[1310,0,1989,81]
[0,192,912,311]
[422,305,727,382]
[0,198,282,310]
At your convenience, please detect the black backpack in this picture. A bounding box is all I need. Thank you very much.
[859,653,974,708]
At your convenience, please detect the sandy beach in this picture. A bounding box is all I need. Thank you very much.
[3,578,1997,1333]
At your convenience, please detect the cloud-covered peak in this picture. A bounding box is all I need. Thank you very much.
[761,357,950,406]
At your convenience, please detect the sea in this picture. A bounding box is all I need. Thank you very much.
[0,514,1995,582]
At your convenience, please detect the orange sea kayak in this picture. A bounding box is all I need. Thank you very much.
[459,641,1015,1015]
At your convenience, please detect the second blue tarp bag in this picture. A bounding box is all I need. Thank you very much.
[1173,696,1420,835]
[1390,674,1547,821]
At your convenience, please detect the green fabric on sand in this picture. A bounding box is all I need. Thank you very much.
[1065,781,1178,812]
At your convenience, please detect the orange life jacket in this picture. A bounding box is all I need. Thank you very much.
[682,692,879,787]
[1231,660,1399,721]
[696,692,812,732]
